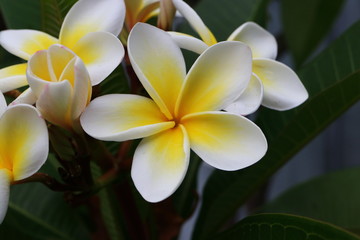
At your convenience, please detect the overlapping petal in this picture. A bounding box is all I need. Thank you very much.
[10,89,37,105]
[0,30,57,60]
[176,41,252,117]
[172,0,217,46]
[131,125,189,202]
[59,0,125,48]
[27,45,91,129]
[253,58,308,110]
[0,169,11,224]
[0,64,27,93]
[80,94,174,142]
[0,92,6,117]
[167,32,208,54]
[72,32,125,85]
[71,58,92,122]
[225,74,263,116]
[0,105,48,180]
[36,81,72,129]
[181,111,267,171]
[128,23,186,118]
[228,22,277,59]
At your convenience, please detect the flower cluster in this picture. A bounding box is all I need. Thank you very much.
[0,0,307,223]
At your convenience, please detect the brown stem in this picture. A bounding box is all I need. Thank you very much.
[12,172,82,192]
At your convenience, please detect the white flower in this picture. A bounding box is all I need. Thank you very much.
[0,92,48,223]
[169,0,308,114]
[80,23,267,202]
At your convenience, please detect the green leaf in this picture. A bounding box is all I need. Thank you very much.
[97,187,127,240]
[281,0,345,66]
[211,213,360,240]
[0,162,90,239]
[261,167,360,234]
[40,0,77,37]
[91,161,127,240]
[0,0,41,29]
[98,65,130,95]
[180,0,269,42]
[192,20,360,239]
[173,152,201,218]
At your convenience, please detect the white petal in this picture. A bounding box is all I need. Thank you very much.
[253,58,308,110]
[80,94,174,142]
[0,30,58,60]
[225,74,263,116]
[0,64,28,92]
[59,0,126,48]
[0,169,11,224]
[72,32,124,85]
[36,81,73,129]
[228,22,277,59]
[71,58,92,122]
[10,88,37,105]
[176,41,252,117]
[182,111,267,171]
[131,125,190,202]
[128,23,186,118]
[0,104,48,180]
[0,92,7,117]
[172,0,216,46]
[167,31,208,54]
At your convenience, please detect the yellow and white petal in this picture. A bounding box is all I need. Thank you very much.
[36,81,73,129]
[47,44,76,82]
[181,111,267,171]
[167,31,208,54]
[176,41,252,117]
[72,32,124,85]
[172,0,216,46]
[0,92,6,117]
[0,30,58,60]
[225,74,263,116]
[228,22,277,59]
[10,88,37,105]
[253,58,308,110]
[59,0,125,48]
[27,50,53,97]
[131,125,189,202]
[80,94,174,142]
[128,23,186,118]
[0,104,48,180]
[0,64,28,93]
[0,169,11,224]
[71,58,92,122]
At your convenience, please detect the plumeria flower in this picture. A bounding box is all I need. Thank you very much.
[0,0,125,102]
[80,23,267,202]
[27,45,91,132]
[124,0,160,31]
[169,0,308,114]
[0,92,48,223]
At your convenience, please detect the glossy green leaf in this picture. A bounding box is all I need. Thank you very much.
[173,152,201,218]
[0,162,90,239]
[0,0,41,29]
[91,161,127,240]
[192,20,360,240]
[40,0,77,37]
[261,167,360,234]
[281,0,345,66]
[97,187,127,240]
[98,65,130,96]
[211,213,360,240]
